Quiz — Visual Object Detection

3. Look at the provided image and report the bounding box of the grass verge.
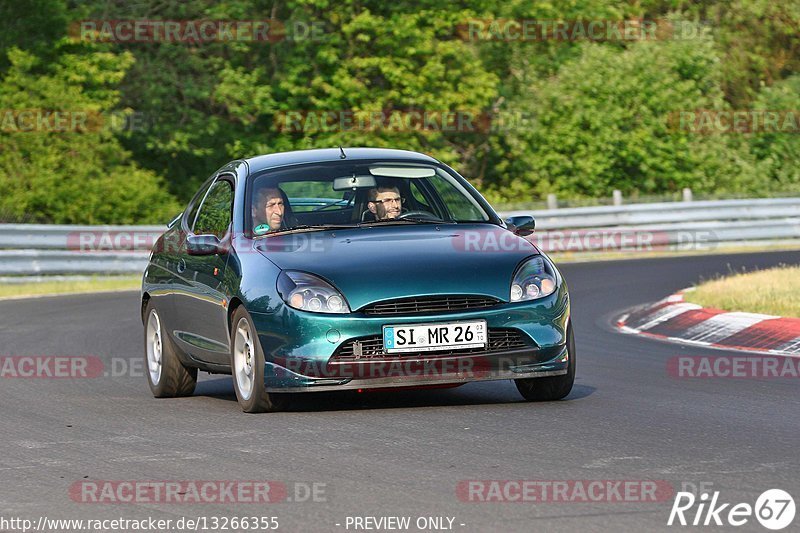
[683,265,800,318]
[0,276,140,299]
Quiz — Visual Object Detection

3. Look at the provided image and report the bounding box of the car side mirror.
[186,234,225,256]
[505,215,536,236]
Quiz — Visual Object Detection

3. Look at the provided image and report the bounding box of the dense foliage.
[0,0,797,222]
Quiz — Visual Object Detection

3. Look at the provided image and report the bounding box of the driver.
[367,185,403,220]
[254,187,288,234]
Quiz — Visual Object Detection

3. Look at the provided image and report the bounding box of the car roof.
[244,148,440,174]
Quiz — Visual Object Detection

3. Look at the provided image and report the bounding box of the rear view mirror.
[505,215,536,236]
[333,175,377,191]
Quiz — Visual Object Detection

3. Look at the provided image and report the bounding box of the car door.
[172,175,235,366]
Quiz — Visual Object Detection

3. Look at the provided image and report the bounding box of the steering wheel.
[396,210,443,222]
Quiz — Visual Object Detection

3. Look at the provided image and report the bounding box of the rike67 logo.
[668,489,795,530]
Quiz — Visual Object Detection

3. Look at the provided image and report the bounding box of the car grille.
[361,295,501,316]
[332,328,530,361]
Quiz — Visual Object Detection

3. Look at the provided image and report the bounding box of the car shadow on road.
[193,377,595,412]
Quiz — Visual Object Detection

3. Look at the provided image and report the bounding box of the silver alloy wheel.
[233,317,255,401]
[146,310,163,385]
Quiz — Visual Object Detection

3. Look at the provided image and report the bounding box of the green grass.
[0,276,140,299]
[683,265,800,318]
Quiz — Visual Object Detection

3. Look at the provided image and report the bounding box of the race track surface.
[1,250,798,532]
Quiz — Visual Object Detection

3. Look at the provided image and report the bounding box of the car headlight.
[277,271,351,314]
[510,255,558,302]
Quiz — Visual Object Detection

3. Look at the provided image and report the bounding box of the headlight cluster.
[510,255,558,302]
[277,271,351,314]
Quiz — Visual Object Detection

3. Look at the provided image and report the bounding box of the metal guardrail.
[501,198,800,230]
[0,224,158,276]
[0,198,798,276]
[500,198,800,254]
[0,224,163,250]
[0,250,150,276]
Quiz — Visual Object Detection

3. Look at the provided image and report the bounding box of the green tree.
[481,23,762,203]
[750,75,800,188]
[0,44,180,224]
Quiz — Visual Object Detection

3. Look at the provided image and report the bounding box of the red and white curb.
[616,290,800,357]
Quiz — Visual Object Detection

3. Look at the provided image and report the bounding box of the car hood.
[253,224,539,310]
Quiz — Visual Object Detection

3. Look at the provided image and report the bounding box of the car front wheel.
[230,306,288,413]
[515,322,575,401]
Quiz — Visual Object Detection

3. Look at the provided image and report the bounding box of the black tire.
[515,322,575,401]
[143,301,197,398]
[230,306,288,413]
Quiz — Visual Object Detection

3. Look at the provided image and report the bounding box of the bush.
[0,45,180,224]
[481,22,764,203]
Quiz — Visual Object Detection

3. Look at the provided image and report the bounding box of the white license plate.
[383,320,487,353]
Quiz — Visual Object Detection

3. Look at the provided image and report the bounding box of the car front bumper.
[249,286,570,392]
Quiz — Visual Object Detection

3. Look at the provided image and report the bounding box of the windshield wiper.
[359,218,451,227]
[259,224,357,236]
[402,217,453,224]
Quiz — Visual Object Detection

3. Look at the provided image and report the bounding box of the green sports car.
[141,148,574,412]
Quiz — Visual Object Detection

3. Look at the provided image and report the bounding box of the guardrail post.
[682,188,693,202]
[546,193,558,210]
[612,190,623,206]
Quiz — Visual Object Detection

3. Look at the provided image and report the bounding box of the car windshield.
[248,161,491,235]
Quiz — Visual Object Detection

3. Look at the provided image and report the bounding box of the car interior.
[251,175,448,229]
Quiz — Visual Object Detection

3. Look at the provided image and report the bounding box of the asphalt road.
[1,250,799,533]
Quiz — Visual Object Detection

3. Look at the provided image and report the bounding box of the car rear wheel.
[230,306,288,413]
[144,302,197,398]
[515,322,575,401]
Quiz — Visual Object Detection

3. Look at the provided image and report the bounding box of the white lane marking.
[639,330,800,358]
[682,312,778,343]
[635,303,701,331]
[774,336,800,355]
[667,336,710,346]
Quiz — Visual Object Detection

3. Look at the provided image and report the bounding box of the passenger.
[254,187,289,234]
[367,185,404,220]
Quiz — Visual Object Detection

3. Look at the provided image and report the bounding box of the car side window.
[185,179,214,231]
[193,179,233,237]
[428,176,486,221]
[409,181,433,212]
